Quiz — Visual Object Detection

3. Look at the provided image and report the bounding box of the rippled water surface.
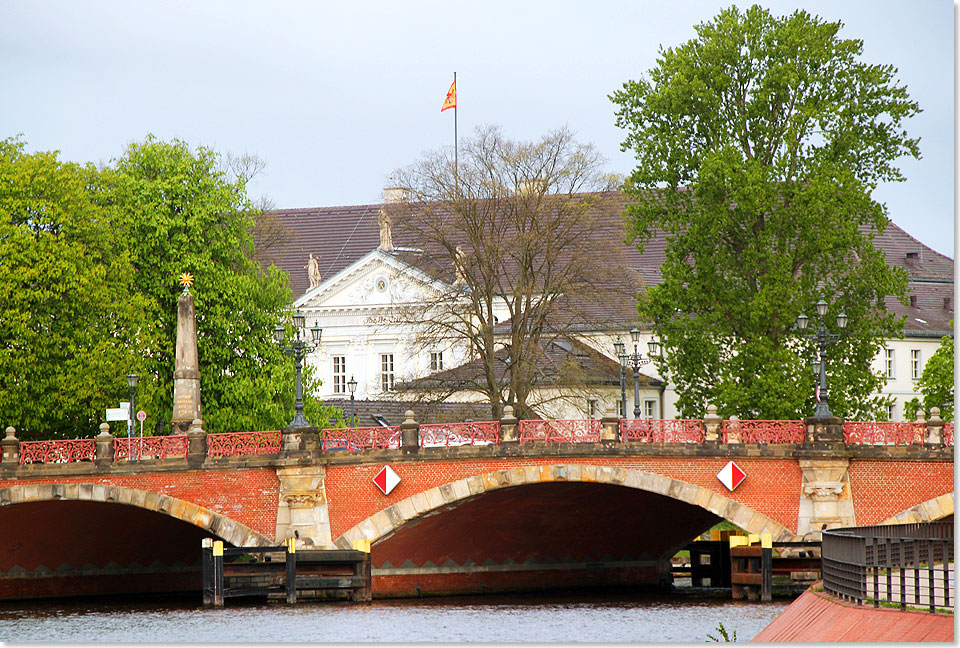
[0,590,790,643]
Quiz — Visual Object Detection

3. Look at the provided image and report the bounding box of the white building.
[265,191,953,422]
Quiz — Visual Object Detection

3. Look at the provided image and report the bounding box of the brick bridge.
[0,409,953,600]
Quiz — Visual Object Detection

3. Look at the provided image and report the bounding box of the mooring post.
[285,537,297,604]
[212,540,224,607]
[201,538,213,607]
[760,533,772,602]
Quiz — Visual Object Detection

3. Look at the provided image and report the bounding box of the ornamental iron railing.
[721,420,804,444]
[519,419,602,443]
[321,426,401,452]
[419,421,500,447]
[19,439,96,465]
[207,431,281,457]
[620,419,705,443]
[822,521,954,613]
[943,423,954,446]
[114,435,189,461]
[843,421,925,446]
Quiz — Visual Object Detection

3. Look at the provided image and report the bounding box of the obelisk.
[171,273,202,433]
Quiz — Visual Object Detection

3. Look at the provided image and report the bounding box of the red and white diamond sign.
[373,465,400,495]
[717,461,746,491]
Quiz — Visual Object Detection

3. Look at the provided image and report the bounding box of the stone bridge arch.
[333,463,796,549]
[880,493,955,526]
[0,483,272,548]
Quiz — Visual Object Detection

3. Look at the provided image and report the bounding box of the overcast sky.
[2,0,954,256]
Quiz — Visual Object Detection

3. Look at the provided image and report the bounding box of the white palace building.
[261,189,953,423]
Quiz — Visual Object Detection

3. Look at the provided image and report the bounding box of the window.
[644,399,657,419]
[587,398,598,419]
[616,399,624,418]
[887,403,897,422]
[884,349,895,380]
[430,351,443,372]
[381,353,395,391]
[910,349,922,380]
[332,356,346,394]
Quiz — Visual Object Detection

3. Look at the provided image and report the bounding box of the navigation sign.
[717,460,746,491]
[136,410,147,422]
[372,465,400,495]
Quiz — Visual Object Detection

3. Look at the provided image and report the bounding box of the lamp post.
[796,299,848,418]
[347,375,357,427]
[614,337,627,418]
[126,372,138,441]
[615,328,661,418]
[273,311,322,428]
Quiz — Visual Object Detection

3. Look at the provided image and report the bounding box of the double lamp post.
[796,299,848,419]
[614,328,660,419]
[273,311,322,428]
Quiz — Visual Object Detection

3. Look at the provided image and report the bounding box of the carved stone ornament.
[283,493,319,507]
[803,481,845,500]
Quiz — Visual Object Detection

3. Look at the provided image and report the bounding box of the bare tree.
[389,126,630,419]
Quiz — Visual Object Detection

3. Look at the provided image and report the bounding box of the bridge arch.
[333,463,796,549]
[0,483,272,548]
[880,493,955,526]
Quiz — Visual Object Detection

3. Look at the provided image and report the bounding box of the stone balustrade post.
[925,407,944,447]
[186,418,207,467]
[703,405,721,444]
[499,405,519,444]
[2,426,19,467]
[95,422,114,467]
[400,410,419,455]
[600,405,620,443]
[281,424,321,459]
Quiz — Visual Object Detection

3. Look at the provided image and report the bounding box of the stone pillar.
[703,405,721,443]
[171,287,203,434]
[275,466,333,549]
[925,407,944,446]
[400,410,419,455]
[600,405,620,443]
[1,427,19,467]
[186,418,207,467]
[725,415,741,444]
[797,458,855,539]
[499,405,519,443]
[95,423,114,467]
[803,415,845,445]
[281,425,321,459]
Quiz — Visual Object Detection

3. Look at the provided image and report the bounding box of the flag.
[441,79,457,112]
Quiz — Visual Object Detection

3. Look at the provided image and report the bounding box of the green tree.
[611,5,916,419]
[0,138,149,438]
[105,136,337,433]
[905,329,954,421]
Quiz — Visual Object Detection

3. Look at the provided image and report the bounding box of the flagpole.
[453,71,458,187]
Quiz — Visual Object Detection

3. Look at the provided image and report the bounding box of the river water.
[0,589,790,643]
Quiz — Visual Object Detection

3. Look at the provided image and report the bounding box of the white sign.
[106,402,130,421]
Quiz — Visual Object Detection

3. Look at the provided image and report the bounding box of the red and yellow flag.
[441,79,457,112]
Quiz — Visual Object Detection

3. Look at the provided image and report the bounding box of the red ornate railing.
[943,423,954,447]
[419,421,500,447]
[721,420,804,444]
[843,421,925,446]
[207,430,281,457]
[620,419,705,443]
[19,439,96,465]
[518,419,602,443]
[321,426,401,451]
[115,435,189,461]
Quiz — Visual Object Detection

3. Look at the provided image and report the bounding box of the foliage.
[706,622,737,642]
[390,126,625,419]
[904,327,954,421]
[0,138,150,438]
[0,135,338,438]
[611,5,916,419]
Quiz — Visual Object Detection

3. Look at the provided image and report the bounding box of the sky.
[1,0,955,257]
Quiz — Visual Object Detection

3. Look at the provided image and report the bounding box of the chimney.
[384,186,410,203]
[910,295,918,308]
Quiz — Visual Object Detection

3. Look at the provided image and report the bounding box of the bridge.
[0,408,953,600]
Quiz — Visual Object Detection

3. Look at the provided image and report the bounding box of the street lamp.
[347,375,357,427]
[796,299,848,418]
[614,337,627,418]
[126,372,138,441]
[274,311,322,427]
[615,328,661,418]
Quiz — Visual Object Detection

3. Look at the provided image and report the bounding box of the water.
[0,590,790,643]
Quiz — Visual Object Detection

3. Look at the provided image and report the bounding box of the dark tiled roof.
[260,192,953,336]
[323,399,494,426]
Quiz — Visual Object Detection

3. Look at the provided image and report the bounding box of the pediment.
[293,250,447,311]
